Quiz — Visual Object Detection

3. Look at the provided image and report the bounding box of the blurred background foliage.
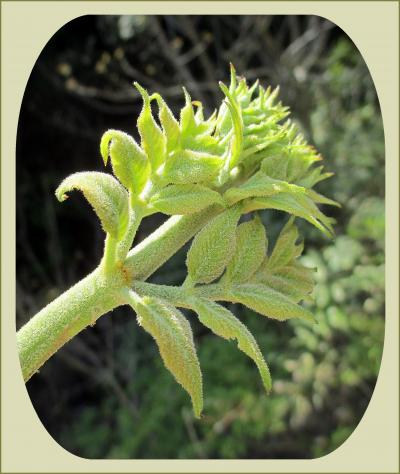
[17,15,384,459]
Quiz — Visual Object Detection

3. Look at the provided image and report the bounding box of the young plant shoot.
[17,66,338,418]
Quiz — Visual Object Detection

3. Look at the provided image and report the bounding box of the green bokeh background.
[16,15,384,459]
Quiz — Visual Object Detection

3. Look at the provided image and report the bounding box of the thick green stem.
[116,206,143,261]
[17,267,125,382]
[125,205,220,281]
[17,204,224,381]
[131,281,192,308]
[132,281,228,308]
[102,235,118,274]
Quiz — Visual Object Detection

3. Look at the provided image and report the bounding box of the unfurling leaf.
[149,184,225,215]
[55,171,129,239]
[135,83,166,172]
[192,298,271,392]
[100,130,149,193]
[163,149,223,184]
[230,283,315,322]
[134,296,203,418]
[187,206,241,284]
[223,215,267,283]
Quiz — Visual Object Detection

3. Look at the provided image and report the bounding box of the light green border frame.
[1,1,399,473]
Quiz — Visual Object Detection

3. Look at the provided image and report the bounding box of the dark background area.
[17,15,385,459]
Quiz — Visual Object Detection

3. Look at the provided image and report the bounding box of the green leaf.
[248,192,335,237]
[149,184,225,215]
[100,129,150,193]
[255,263,315,303]
[296,166,334,188]
[55,171,129,239]
[219,81,243,168]
[134,296,203,418]
[251,219,315,303]
[306,188,340,208]
[180,88,197,140]
[261,154,290,181]
[163,149,223,184]
[285,145,321,182]
[192,298,271,392]
[224,171,294,205]
[266,217,301,270]
[135,83,167,172]
[187,206,241,284]
[223,215,267,283]
[152,93,181,153]
[230,283,315,322]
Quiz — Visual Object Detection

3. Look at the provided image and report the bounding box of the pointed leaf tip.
[193,298,272,393]
[133,296,203,418]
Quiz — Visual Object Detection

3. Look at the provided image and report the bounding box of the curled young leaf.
[100,129,149,193]
[223,215,267,284]
[230,283,315,322]
[149,184,225,215]
[187,206,241,284]
[55,171,129,239]
[135,83,167,172]
[133,295,203,418]
[192,298,271,393]
[163,149,223,184]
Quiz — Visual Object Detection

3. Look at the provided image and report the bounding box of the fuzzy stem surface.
[17,268,124,381]
[17,204,223,381]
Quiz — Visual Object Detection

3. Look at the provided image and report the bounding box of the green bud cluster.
[50,65,339,417]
